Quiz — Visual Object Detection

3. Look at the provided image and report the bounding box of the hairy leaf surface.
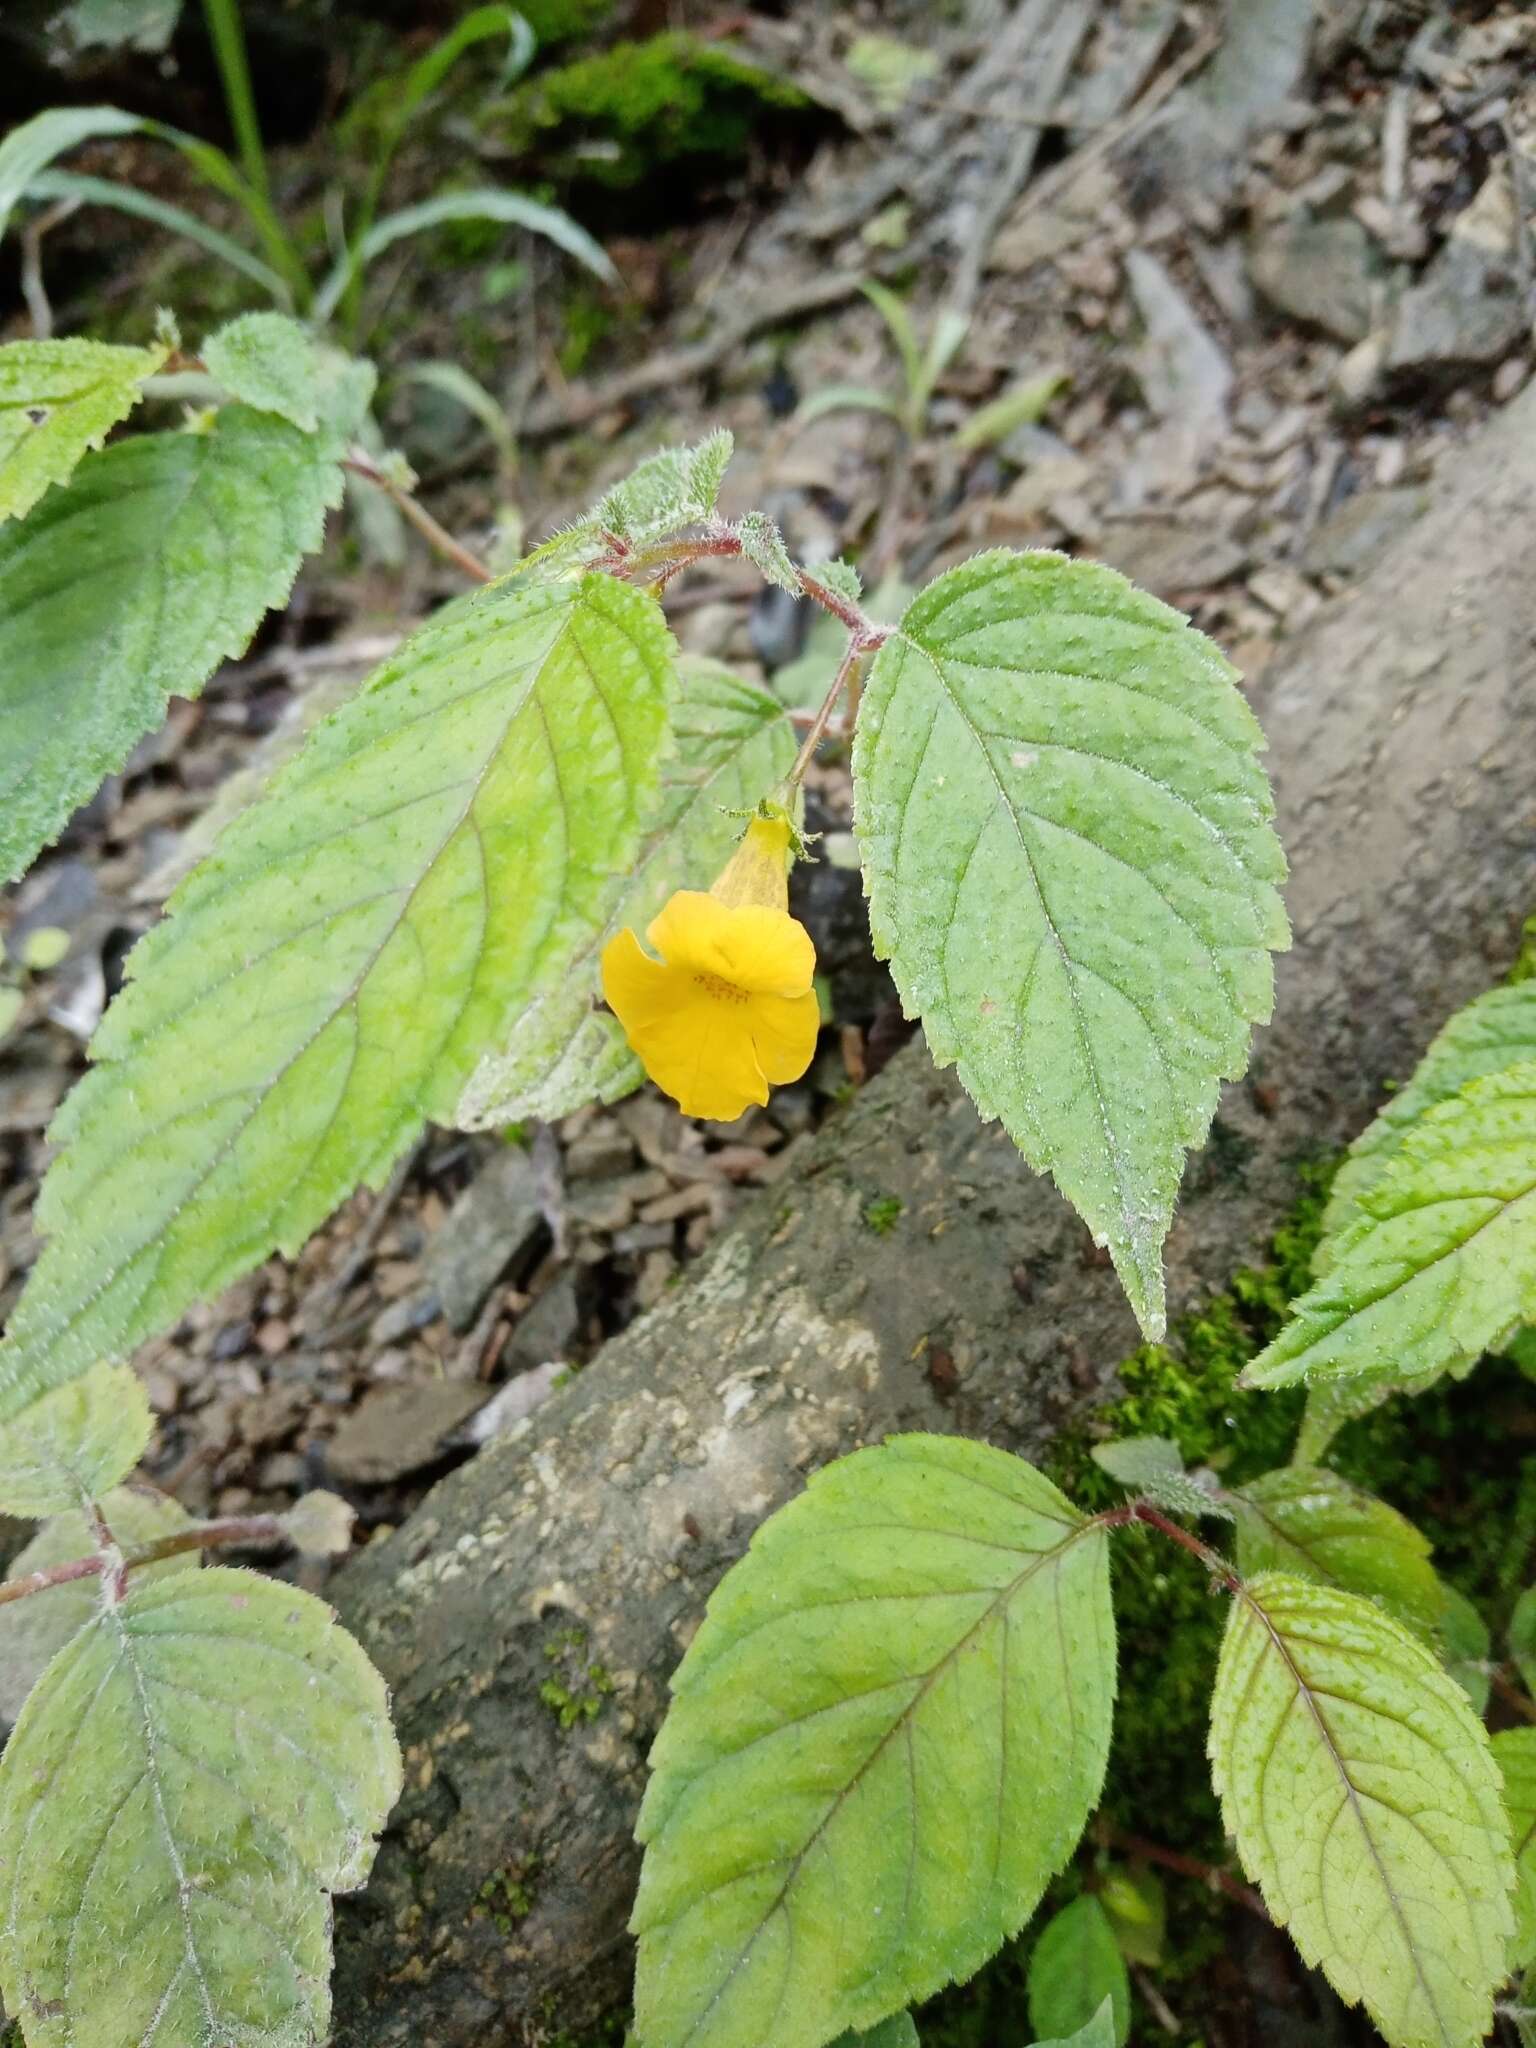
[0,405,342,883]
[459,655,794,1126]
[1244,1061,1536,1394]
[0,1361,149,1515]
[1497,1726,1536,1969]
[0,336,166,521]
[203,311,321,430]
[0,574,674,1421]
[1088,1435,1231,1521]
[0,1484,196,1723]
[1320,982,1536,1259]
[0,1568,401,2047]
[1026,1896,1129,2047]
[1209,1572,1513,2048]
[1230,1467,1443,1640]
[633,1434,1115,2048]
[853,551,1287,1337]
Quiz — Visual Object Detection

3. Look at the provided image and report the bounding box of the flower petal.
[748,989,821,1085]
[648,892,814,998]
[601,928,769,1122]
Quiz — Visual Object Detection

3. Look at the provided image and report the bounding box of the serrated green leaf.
[632,1434,1116,2048]
[0,1566,401,2047]
[0,105,144,243]
[1208,1571,1514,2048]
[686,430,734,516]
[735,510,801,596]
[1030,1997,1117,2048]
[203,311,321,430]
[1297,984,1536,1457]
[1091,1435,1185,1486]
[853,550,1287,1338]
[1229,1467,1443,1640]
[1244,1060,1536,1395]
[1321,983,1536,1262]
[828,2016,919,2048]
[1498,1727,1536,1968]
[0,1484,196,1723]
[0,574,675,1424]
[818,558,863,605]
[1439,1583,1492,1714]
[0,405,342,885]
[0,336,167,522]
[0,1361,150,1516]
[1089,1435,1230,1520]
[1511,1587,1536,1698]
[591,432,734,547]
[459,655,794,1126]
[1026,1897,1130,2048]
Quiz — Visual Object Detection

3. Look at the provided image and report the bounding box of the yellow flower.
[601,812,820,1122]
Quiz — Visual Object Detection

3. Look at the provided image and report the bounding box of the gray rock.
[1125,0,1317,210]
[1249,215,1383,343]
[423,1144,545,1331]
[1091,518,1248,596]
[1304,487,1429,579]
[326,1380,489,1487]
[564,1124,635,1181]
[367,1288,442,1348]
[1387,236,1526,378]
[505,1270,580,1374]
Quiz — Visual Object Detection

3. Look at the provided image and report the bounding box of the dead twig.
[943,0,1098,321]
[990,22,1221,248]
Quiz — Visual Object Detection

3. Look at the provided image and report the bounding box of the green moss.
[475,1857,540,1934]
[489,33,812,192]
[539,1625,616,1729]
[863,1194,904,1236]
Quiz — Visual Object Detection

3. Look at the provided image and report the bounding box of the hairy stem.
[0,1551,103,1610]
[600,525,890,645]
[785,636,866,788]
[343,453,494,584]
[1097,1499,1243,1591]
[0,1512,289,1609]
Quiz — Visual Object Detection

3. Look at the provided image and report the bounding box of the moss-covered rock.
[484,32,814,194]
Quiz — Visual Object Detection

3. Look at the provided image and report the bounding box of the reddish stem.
[1096,1500,1242,1590]
[0,1512,288,1610]
[0,1552,104,1610]
[1096,1822,1269,1921]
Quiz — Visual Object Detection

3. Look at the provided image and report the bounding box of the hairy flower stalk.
[600,808,820,1121]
